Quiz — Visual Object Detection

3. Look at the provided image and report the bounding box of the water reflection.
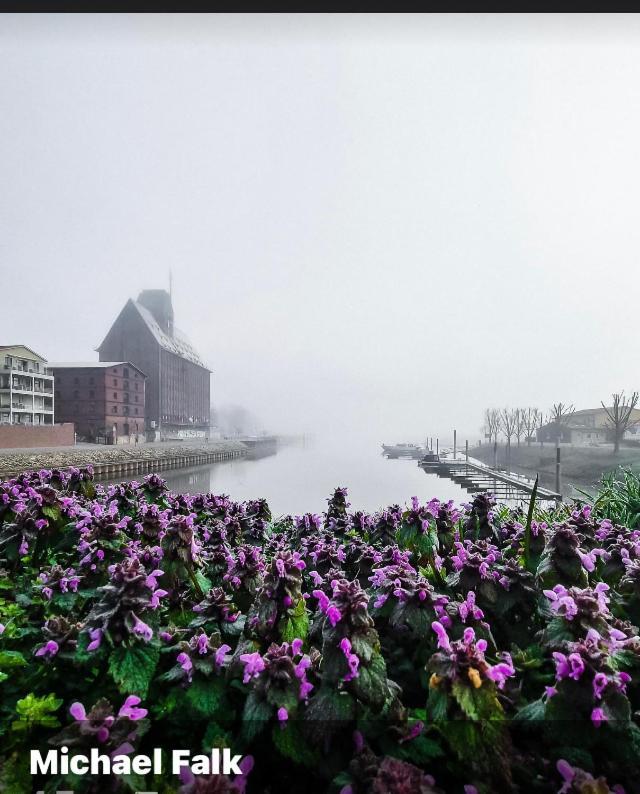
[148,438,471,516]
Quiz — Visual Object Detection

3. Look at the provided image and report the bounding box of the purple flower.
[591,706,607,727]
[240,651,265,684]
[215,643,231,668]
[132,615,153,643]
[87,628,102,652]
[118,695,148,721]
[593,672,608,700]
[431,620,451,651]
[557,759,575,794]
[487,653,515,690]
[177,652,193,680]
[196,634,209,655]
[326,605,342,626]
[70,702,86,721]
[277,707,288,723]
[0,623,5,635]
[35,640,59,659]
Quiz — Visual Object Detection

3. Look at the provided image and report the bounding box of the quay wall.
[0,440,248,480]
[0,423,75,450]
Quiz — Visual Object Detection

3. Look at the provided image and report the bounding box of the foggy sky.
[2,14,640,443]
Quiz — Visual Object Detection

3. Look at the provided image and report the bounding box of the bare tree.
[514,408,527,446]
[522,407,541,445]
[602,392,640,454]
[499,408,519,470]
[484,408,501,444]
[547,403,575,445]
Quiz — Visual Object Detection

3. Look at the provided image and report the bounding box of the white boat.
[382,442,428,459]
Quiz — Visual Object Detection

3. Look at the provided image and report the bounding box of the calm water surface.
[155,438,469,517]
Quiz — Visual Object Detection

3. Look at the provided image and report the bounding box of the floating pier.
[420,454,562,503]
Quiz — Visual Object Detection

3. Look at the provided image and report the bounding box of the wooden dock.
[420,455,562,503]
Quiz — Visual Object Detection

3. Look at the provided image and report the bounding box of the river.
[151,437,469,517]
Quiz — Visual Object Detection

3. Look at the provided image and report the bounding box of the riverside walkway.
[0,439,248,480]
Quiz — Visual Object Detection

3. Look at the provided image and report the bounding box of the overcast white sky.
[2,14,640,442]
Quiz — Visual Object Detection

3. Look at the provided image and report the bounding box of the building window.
[89,402,96,413]
[124,406,129,415]
[113,405,118,413]
[123,368,129,377]
[74,377,79,385]
[134,407,138,414]
[113,378,118,386]
[124,380,129,390]
[135,395,139,403]
[112,368,117,373]
[89,376,94,385]
[124,393,129,403]
[89,390,94,398]
[113,392,117,399]
[135,382,139,390]
[73,390,79,399]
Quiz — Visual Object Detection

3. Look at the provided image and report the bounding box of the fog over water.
[3,15,640,447]
[155,438,469,516]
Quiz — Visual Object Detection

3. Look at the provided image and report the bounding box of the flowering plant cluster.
[0,469,639,793]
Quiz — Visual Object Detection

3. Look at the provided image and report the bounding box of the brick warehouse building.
[50,362,146,443]
[96,290,211,440]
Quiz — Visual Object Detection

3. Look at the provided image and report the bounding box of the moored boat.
[382,442,427,459]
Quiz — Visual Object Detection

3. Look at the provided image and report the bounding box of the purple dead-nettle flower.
[544,585,579,620]
[132,614,153,643]
[486,652,515,690]
[240,651,266,684]
[215,643,232,668]
[118,695,148,721]
[591,706,607,728]
[553,651,585,682]
[87,628,102,652]
[35,639,59,659]
[277,707,288,723]
[339,637,360,681]
[432,621,452,651]
[458,591,484,623]
[177,652,193,682]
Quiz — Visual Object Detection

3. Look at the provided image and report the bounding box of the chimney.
[137,289,174,336]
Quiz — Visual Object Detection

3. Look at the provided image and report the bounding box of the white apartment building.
[0,345,55,426]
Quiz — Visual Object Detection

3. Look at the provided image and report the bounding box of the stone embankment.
[0,440,247,480]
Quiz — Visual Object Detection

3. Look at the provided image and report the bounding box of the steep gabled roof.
[131,301,210,371]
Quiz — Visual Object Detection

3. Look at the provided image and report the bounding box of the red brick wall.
[0,423,75,449]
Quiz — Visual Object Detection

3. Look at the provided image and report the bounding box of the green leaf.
[280,598,309,643]
[185,677,223,717]
[350,652,389,709]
[514,698,545,723]
[42,504,61,522]
[0,651,27,669]
[108,643,159,697]
[452,680,479,720]
[427,686,449,722]
[272,722,321,767]
[241,693,271,742]
[12,692,62,731]
[523,476,538,571]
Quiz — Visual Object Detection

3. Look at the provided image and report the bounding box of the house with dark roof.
[96,290,211,440]
[49,361,146,443]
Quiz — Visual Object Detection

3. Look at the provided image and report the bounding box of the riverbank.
[0,439,248,479]
[470,442,640,495]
